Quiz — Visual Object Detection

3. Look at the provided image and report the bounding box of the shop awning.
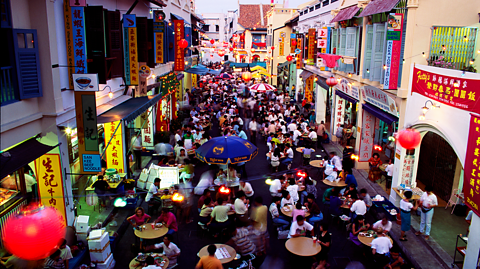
[336,90,358,104]
[0,137,58,179]
[177,73,184,80]
[358,0,400,17]
[171,13,186,22]
[299,70,314,80]
[145,0,167,8]
[97,94,162,124]
[362,103,398,125]
[316,77,330,90]
[330,5,360,23]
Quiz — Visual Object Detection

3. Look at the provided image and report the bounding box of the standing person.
[316,223,331,263]
[249,118,258,145]
[416,185,438,239]
[368,153,383,182]
[145,178,162,215]
[153,234,181,268]
[251,196,268,233]
[195,244,223,269]
[93,175,110,208]
[384,159,394,189]
[371,228,393,268]
[400,191,418,241]
[58,239,73,269]
[316,121,325,145]
[271,148,281,172]
[131,131,143,170]
[270,197,290,230]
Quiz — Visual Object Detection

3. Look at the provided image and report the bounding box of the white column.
[315,85,326,124]
[464,213,480,268]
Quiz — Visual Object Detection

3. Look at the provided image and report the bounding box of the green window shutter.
[345,27,357,73]
[370,23,386,82]
[13,29,42,99]
[363,24,373,80]
[339,28,346,72]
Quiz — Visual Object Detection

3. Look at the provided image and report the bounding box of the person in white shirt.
[249,118,258,145]
[131,132,143,170]
[416,185,438,238]
[234,191,250,224]
[371,228,393,266]
[175,130,182,142]
[293,128,303,146]
[286,179,299,202]
[385,159,394,189]
[350,198,367,219]
[287,122,297,133]
[59,239,73,269]
[373,215,393,233]
[269,176,285,197]
[152,234,180,268]
[270,197,289,230]
[239,181,254,197]
[288,215,314,238]
[281,191,294,208]
[24,172,37,203]
[308,129,317,140]
[399,191,418,241]
[145,178,162,214]
[281,144,294,169]
[329,152,343,171]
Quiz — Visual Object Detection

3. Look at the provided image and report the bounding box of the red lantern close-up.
[2,204,66,260]
[178,39,188,49]
[242,71,252,82]
[326,76,338,87]
[251,48,256,53]
[396,128,421,149]
[229,47,234,52]
[286,55,293,61]
[291,39,297,46]
[209,39,215,44]
[271,46,275,50]
[217,49,225,57]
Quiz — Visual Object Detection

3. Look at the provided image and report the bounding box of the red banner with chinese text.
[174,20,185,71]
[464,114,480,217]
[412,66,480,114]
[104,121,126,173]
[156,101,168,132]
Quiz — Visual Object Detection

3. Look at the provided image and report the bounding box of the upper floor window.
[309,7,314,12]
[0,0,12,28]
[216,25,219,32]
[322,0,329,6]
[315,4,321,9]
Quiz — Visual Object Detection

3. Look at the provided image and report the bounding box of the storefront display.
[0,173,21,207]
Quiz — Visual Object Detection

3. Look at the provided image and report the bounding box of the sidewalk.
[322,142,452,269]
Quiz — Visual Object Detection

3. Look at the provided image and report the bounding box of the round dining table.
[285,237,322,256]
[134,223,168,249]
[281,205,311,218]
[358,232,393,246]
[198,244,236,264]
[309,160,325,168]
[129,254,169,269]
[322,179,347,187]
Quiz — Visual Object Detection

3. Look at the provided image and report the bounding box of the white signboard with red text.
[141,108,154,147]
[333,96,345,135]
[359,110,374,161]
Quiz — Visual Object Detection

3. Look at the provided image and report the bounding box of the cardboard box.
[76,227,91,245]
[75,215,90,233]
[88,230,109,251]
[97,253,115,269]
[89,247,111,264]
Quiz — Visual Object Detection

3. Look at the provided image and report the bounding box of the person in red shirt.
[127,207,151,227]
[198,189,211,213]
[156,208,178,234]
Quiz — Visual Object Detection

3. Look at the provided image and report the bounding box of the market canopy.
[228,62,267,68]
[251,66,267,72]
[185,65,220,76]
[299,70,314,80]
[330,5,360,23]
[0,137,58,179]
[97,95,163,124]
[358,0,400,17]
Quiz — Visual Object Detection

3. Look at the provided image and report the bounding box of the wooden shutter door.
[85,6,106,83]
[338,28,346,72]
[370,23,386,82]
[106,10,123,79]
[363,25,373,80]
[345,27,357,73]
[13,29,42,99]
[137,17,148,64]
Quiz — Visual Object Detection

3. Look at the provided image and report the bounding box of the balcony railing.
[428,26,478,72]
[1,66,18,105]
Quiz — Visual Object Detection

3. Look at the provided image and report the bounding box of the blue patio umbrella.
[195,136,258,165]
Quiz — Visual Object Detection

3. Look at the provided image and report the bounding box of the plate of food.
[364,233,373,238]
[283,206,290,212]
[359,232,367,237]
[136,253,147,262]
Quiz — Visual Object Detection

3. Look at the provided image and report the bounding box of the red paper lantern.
[396,128,421,149]
[210,39,215,44]
[251,48,256,53]
[286,55,293,61]
[271,46,275,50]
[229,47,234,52]
[2,204,66,260]
[326,76,338,87]
[242,71,252,82]
[179,39,188,49]
[291,39,297,46]
[217,49,225,56]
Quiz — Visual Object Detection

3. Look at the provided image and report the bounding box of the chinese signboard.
[72,73,99,91]
[71,6,87,74]
[156,99,169,132]
[412,66,480,114]
[174,20,185,71]
[359,110,374,162]
[307,29,316,61]
[335,78,360,100]
[290,33,296,53]
[82,154,101,172]
[317,27,328,53]
[104,121,126,173]
[279,32,285,56]
[296,37,303,69]
[401,155,415,187]
[464,114,480,217]
[153,11,165,64]
[123,14,138,85]
[305,76,314,102]
[383,13,404,90]
[361,86,398,116]
[64,1,74,89]
[74,91,100,174]
[136,63,148,97]
[141,108,154,147]
[333,96,345,136]
[36,154,67,225]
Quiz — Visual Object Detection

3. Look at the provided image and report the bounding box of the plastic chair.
[446,189,463,214]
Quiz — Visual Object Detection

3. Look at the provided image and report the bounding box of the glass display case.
[0,171,22,209]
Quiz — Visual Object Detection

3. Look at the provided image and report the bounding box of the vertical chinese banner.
[279,32,285,56]
[64,1,74,88]
[174,20,185,71]
[172,93,178,120]
[359,110,374,161]
[141,108,154,147]
[136,63,148,97]
[296,37,303,69]
[290,33,296,53]
[71,6,87,74]
[104,121,126,173]
[156,101,168,132]
[123,14,137,85]
[305,76,314,102]
[36,154,67,226]
[401,155,415,187]
[192,74,197,88]
[383,13,404,90]
[307,29,316,63]
[464,114,480,217]
[75,91,100,174]
[333,95,345,138]
[153,11,165,64]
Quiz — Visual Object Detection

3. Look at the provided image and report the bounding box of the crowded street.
[1,0,480,269]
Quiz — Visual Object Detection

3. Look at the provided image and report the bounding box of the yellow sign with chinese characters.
[104,121,126,173]
[36,154,67,225]
[129,28,139,85]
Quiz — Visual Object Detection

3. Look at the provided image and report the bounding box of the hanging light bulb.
[470,59,475,65]
[383,65,388,70]
[442,45,446,51]
[419,114,425,120]
[348,73,352,78]
[65,128,72,135]
[108,91,113,98]
[422,52,426,57]
[464,35,468,41]
[366,69,370,73]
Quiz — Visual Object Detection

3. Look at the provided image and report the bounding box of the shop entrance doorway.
[417,131,457,203]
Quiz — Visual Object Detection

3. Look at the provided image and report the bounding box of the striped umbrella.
[249,83,276,93]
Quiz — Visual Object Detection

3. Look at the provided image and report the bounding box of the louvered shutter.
[137,17,148,65]
[166,24,175,62]
[106,10,123,78]
[85,6,106,83]
[13,29,42,99]
[363,25,373,80]
[345,27,357,73]
[370,23,386,82]
[331,29,338,55]
[338,28,346,72]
